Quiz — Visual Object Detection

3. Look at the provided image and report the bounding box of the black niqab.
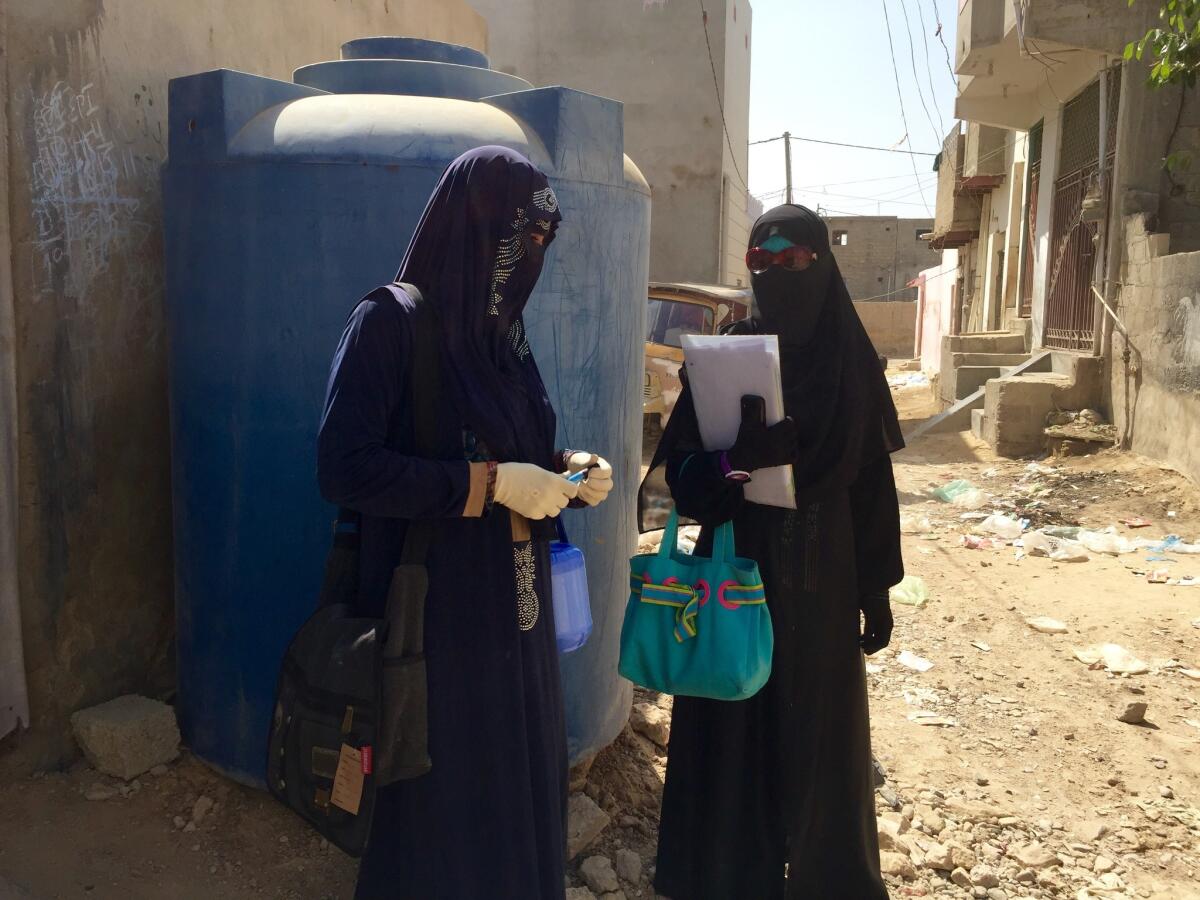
[397,145,563,469]
[735,204,904,500]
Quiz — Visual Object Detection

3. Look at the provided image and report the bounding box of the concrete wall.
[1025,0,1156,57]
[1,0,486,768]
[1110,218,1200,481]
[470,0,752,286]
[1104,73,1200,481]
[917,249,960,374]
[825,216,938,302]
[854,300,917,360]
[718,0,753,287]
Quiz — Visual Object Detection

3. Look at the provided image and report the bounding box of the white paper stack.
[680,334,796,509]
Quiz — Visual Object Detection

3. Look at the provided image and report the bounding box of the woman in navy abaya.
[317,146,614,900]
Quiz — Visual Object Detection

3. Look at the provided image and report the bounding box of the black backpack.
[266,282,438,856]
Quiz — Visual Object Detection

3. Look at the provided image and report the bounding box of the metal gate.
[1019,122,1042,318]
[1042,73,1119,351]
[1043,165,1099,349]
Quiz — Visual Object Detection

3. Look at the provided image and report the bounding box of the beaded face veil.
[489,183,560,360]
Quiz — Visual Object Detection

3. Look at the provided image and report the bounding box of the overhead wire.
[695,0,748,192]
[748,134,937,155]
[914,0,945,135]
[897,0,944,147]
[929,0,958,88]
[880,0,932,215]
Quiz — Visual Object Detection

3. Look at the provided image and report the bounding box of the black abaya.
[647,205,904,899]
[653,390,901,899]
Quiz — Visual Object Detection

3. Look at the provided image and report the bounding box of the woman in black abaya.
[644,204,904,899]
[318,147,613,899]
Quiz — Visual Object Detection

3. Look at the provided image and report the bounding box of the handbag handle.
[555,515,569,545]
[657,508,682,559]
[657,508,736,563]
[712,521,735,563]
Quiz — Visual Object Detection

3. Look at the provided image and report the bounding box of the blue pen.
[566,464,598,484]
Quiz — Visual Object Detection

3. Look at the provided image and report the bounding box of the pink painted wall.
[916,249,959,374]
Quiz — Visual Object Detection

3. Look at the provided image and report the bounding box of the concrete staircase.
[939,333,1031,404]
[971,353,1103,456]
[908,331,1104,457]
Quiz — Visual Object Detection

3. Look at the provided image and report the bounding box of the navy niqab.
[397,146,563,468]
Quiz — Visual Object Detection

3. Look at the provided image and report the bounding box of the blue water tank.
[163,38,648,785]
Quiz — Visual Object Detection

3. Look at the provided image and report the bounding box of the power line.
[898,0,944,147]
[749,134,938,156]
[881,0,932,215]
[696,0,748,192]
[856,261,960,302]
[929,0,958,88]
[914,0,944,135]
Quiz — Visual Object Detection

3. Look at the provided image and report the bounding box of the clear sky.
[747,0,960,219]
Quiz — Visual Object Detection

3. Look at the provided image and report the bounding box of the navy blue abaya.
[317,148,569,900]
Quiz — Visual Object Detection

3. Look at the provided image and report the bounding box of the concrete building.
[470,0,753,287]
[0,0,487,771]
[824,215,939,303]
[915,0,1200,480]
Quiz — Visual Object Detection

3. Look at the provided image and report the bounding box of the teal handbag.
[619,509,773,700]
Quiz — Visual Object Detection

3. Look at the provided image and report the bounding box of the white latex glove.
[565,451,614,508]
[494,462,579,520]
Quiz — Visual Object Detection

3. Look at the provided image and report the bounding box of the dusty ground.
[2,376,1198,899]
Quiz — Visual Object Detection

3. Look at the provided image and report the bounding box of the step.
[948,352,1032,368]
[907,350,1053,442]
[971,407,986,441]
[955,366,1004,400]
[945,332,1027,355]
[983,373,1074,456]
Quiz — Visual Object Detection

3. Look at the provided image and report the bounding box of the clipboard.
[680,334,797,509]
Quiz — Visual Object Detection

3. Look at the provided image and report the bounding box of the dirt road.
[1,379,1197,899]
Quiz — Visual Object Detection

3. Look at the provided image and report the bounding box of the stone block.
[70,695,180,781]
[567,792,611,859]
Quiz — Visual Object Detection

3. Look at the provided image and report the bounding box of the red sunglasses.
[745,245,818,274]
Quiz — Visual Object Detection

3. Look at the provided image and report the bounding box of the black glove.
[726,395,798,473]
[860,591,893,655]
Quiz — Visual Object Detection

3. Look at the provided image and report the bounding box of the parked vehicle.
[644,282,752,428]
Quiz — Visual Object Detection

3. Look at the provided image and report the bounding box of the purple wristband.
[719,450,751,483]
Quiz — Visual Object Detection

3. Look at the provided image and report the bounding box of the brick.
[71,695,180,780]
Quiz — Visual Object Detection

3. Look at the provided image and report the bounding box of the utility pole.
[783,131,793,205]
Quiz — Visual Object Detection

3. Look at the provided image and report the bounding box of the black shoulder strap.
[388,282,438,566]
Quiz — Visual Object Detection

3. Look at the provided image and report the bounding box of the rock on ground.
[579,856,620,894]
[614,847,642,884]
[565,889,596,900]
[567,794,611,860]
[879,851,917,879]
[1117,701,1148,724]
[629,702,670,748]
[70,695,180,781]
[1011,842,1061,869]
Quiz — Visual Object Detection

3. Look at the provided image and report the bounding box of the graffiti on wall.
[26,79,154,300]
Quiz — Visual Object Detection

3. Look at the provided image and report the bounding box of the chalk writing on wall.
[27,80,152,299]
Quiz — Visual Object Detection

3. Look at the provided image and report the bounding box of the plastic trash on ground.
[1023,530,1089,562]
[1074,643,1150,675]
[897,650,934,672]
[1042,525,1082,539]
[1026,616,1069,634]
[977,514,1026,541]
[899,513,934,535]
[1077,529,1138,555]
[889,575,930,608]
[962,535,995,550]
[931,479,974,502]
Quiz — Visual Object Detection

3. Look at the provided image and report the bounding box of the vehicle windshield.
[646,298,714,348]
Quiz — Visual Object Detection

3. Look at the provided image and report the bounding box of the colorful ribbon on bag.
[631,575,766,643]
